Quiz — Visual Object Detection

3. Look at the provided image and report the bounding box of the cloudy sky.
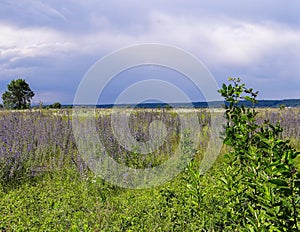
[0,0,300,104]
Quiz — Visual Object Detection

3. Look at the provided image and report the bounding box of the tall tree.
[2,79,35,109]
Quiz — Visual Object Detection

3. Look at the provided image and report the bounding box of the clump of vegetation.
[47,102,62,109]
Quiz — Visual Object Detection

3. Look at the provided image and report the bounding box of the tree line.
[1,79,61,109]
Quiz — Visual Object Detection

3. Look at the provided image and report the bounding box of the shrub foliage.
[217,78,300,231]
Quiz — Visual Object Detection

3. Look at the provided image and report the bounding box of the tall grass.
[0,106,299,230]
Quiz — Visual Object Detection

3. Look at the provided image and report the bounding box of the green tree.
[2,79,35,109]
[51,102,61,109]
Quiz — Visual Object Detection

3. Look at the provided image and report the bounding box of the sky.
[0,0,300,105]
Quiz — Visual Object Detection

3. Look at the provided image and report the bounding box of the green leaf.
[222,83,227,90]
[268,179,288,187]
[243,96,252,101]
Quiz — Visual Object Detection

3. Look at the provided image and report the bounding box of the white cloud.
[142,12,300,66]
[2,11,300,69]
[0,24,74,61]
[0,3,300,102]
[0,0,66,25]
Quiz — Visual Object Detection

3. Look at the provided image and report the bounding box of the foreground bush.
[216,78,300,231]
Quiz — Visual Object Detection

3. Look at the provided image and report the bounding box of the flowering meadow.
[0,106,299,231]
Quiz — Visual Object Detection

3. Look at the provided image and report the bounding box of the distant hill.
[63,99,300,109]
[233,99,300,108]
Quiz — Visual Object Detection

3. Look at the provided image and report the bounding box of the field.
[0,107,299,231]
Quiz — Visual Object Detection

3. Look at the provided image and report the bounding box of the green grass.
[1,148,299,231]
[0,167,201,231]
[0,145,232,231]
[0,107,299,231]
